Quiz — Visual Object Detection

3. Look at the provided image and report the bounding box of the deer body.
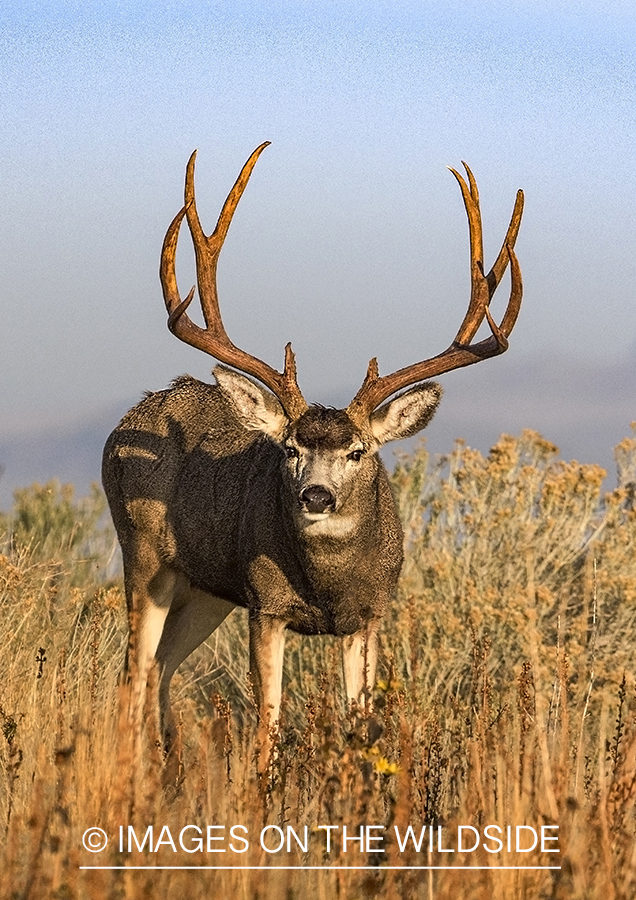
[105,374,410,633]
[102,143,524,770]
[104,369,439,753]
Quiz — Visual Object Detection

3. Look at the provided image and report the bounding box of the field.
[1,428,636,899]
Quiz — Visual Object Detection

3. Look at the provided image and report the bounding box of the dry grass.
[1,429,636,899]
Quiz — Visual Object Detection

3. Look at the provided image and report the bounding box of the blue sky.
[1,1,635,487]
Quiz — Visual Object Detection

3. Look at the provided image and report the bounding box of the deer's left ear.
[369,382,442,445]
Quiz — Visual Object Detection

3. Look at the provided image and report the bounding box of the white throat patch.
[301,513,356,537]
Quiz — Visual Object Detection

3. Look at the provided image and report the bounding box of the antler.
[347,163,524,423]
[160,143,308,420]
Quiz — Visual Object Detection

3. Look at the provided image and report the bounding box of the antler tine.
[447,162,489,347]
[498,241,523,339]
[184,143,268,334]
[450,166,524,344]
[487,188,524,296]
[159,144,308,420]
[161,203,200,336]
[347,166,524,423]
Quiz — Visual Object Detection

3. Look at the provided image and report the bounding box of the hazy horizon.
[1,1,635,495]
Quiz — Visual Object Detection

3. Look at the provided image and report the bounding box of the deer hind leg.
[122,547,176,742]
[248,614,287,774]
[155,584,236,755]
[342,619,380,711]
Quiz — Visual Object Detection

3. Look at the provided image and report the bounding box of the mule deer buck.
[102,143,523,769]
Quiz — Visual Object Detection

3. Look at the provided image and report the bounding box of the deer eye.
[348,449,364,462]
[285,446,299,459]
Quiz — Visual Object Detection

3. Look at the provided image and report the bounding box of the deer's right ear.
[369,382,442,445]
[213,366,289,441]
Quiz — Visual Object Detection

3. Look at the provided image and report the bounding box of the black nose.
[300,485,335,514]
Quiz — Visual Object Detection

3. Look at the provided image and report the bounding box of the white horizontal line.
[80,865,561,871]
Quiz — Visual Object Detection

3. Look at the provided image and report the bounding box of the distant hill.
[0,401,134,506]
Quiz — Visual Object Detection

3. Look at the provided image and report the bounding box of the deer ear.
[369,382,442,445]
[214,366,289,440]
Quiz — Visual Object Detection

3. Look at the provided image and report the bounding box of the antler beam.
[347,163,524,422]
[160,143,308,420]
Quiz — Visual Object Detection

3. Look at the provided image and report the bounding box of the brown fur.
[294,407,357,450]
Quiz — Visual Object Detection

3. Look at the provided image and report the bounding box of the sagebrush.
[1,429,636,899]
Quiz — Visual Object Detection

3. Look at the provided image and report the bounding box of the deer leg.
[248,614,287,773]
[155,585,235,754]
[342,619,379,711]
[123,550,176,740]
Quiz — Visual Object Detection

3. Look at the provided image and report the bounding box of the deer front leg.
[342,619,379,711]
[156,583,236,756]
[248,613,287,774]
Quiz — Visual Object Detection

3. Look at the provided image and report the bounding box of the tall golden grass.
[1,429,636,898]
